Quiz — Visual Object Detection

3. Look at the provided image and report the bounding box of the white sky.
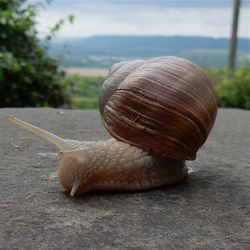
[34,0,250,38]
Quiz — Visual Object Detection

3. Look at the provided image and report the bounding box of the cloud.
[35,1,250,38]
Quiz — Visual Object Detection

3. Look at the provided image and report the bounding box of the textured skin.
[58,139,187,196]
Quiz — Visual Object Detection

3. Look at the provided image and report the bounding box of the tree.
[228,0,241,75]
[0,0,70,107]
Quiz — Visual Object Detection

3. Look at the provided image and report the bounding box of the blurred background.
[0,0,249,109]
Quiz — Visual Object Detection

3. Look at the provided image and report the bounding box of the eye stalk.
[8,115,72,150]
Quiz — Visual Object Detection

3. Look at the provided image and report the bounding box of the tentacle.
[8,115,72,150]
[70,180,80,197]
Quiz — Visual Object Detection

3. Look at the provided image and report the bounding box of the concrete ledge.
[0,108,249,249]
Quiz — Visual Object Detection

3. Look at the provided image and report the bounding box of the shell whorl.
[99,56,217,160]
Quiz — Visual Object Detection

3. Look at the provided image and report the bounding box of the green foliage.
[72,97,99,109]
[216,68,250,109]
[46,15,75,41]
[205,68,227,86]
[63,74,104,109]
[0,0,70,107]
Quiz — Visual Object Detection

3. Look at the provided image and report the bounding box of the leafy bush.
[72,97,99,109]
[205,68,226,86]
[63,74,104,109]
[0,0,70,107]
[216,67,250,109]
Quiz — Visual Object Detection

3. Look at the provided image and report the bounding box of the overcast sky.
[33,0,250,38]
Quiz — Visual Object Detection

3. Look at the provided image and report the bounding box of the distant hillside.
[49,35,250,68]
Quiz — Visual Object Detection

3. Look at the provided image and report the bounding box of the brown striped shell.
[99,56,217,160]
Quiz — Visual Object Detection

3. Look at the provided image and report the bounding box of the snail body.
[9,56,217,196]
[58,139,187,196]
[8,116,186,196]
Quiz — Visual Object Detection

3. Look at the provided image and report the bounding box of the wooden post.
[228,0,241,75]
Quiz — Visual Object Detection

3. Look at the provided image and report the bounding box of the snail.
[8,56,217,197]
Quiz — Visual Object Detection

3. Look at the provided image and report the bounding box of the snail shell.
[100,56,217,160]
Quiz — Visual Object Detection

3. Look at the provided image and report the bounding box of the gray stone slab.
[0,108,249,250]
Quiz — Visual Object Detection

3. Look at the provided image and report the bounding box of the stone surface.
[0,108,249,250]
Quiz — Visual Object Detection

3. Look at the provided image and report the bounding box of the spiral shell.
[99,56,217,160]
